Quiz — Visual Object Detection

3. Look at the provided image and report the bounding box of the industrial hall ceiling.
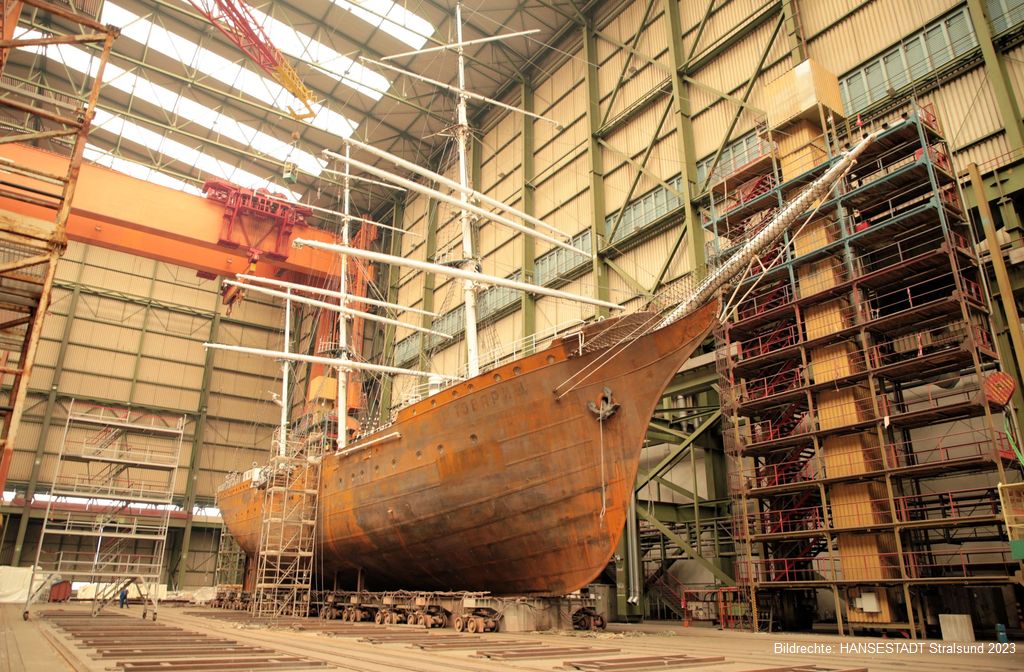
[2,0,593,224]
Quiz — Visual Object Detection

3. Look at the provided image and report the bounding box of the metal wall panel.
[953,132,1011,173]
[597,6,669,122]
[535,153,590,225]
[1007,43,1024,112]
[806,0,959,75]
[798,0,861,37]
[534,277,594,333]
[927,66,1002,149]
[681,0,770,53]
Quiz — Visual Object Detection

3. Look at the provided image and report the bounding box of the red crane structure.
[185,0,317,119]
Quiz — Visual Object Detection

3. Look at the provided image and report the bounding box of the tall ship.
[214,147,878,597]
[212,1,878,606]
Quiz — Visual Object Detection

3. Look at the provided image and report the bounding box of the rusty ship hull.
[217,301,718,595]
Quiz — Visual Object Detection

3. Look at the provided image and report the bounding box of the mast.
[336,145,352,451]
[454,1,480,377]
[278,289,291,457]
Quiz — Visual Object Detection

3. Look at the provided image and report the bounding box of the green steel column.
[377,199,406,423]
[583,21,611,314]
[10,250,87,565]
[173,295,222,588]
[967,0,1024,159]
[127,263,158,403]
[418,199,439,371]
[970,163,1024,437]
[662,0,704,272]
[521,79,537,348]
[1000,191,1024,240]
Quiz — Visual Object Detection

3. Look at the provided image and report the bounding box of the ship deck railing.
[391,318,588,412]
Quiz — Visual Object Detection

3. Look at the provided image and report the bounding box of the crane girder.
[0,143,341,283]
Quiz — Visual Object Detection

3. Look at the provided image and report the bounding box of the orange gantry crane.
[0,143,340,284]
[0,142,378,491]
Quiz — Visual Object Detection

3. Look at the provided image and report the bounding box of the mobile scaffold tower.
[23,402,184,620]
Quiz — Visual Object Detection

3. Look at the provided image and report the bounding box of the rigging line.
[459,3,591,70]
[721,165,856,321]
[553,303,672,399]
[599,415,607,520]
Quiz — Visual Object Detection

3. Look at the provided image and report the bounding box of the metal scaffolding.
[250,422,325,618]
[213,523,246,587]
[23,401,184,620]
[713,102,1022,636]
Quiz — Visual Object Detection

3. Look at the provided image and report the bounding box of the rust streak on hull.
[218,301,719,595]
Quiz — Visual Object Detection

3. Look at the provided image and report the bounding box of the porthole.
[546,355,556,365]
[493,373,502,382]
[416,450,422,459]
[452,389,460,398]
[467,383,475,391]
[513,366,522,375]
[470,434,479,445]
[430,399,436,407]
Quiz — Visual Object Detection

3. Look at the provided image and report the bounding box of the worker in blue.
[119,587,128,609]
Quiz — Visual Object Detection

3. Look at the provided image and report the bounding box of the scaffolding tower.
[23,402,185,620]
[712,102,1023,636]
[214,522,247,587]
[250,421,325,618]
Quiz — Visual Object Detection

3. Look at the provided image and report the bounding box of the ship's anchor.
[588,387,620,421]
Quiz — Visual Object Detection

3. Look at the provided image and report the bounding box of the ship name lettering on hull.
[455,381,528,417]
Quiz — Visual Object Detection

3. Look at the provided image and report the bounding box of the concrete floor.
[4,603,1022,672]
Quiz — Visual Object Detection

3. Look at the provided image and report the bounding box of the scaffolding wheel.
[22,611,28,621]
[467,617,478,634]
[454,616,465,632]
[152,613,157,622]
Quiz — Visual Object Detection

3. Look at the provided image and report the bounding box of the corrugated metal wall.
[9,241,283,502]
[393,0,1018,390]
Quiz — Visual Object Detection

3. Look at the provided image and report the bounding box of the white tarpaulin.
[0,566,45,603]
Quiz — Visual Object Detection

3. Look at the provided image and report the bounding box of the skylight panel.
[17,28,325,176]
[100,3,357,137]
[84,145,204,195]
[333,0,435,50]
[92,109,302,200]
